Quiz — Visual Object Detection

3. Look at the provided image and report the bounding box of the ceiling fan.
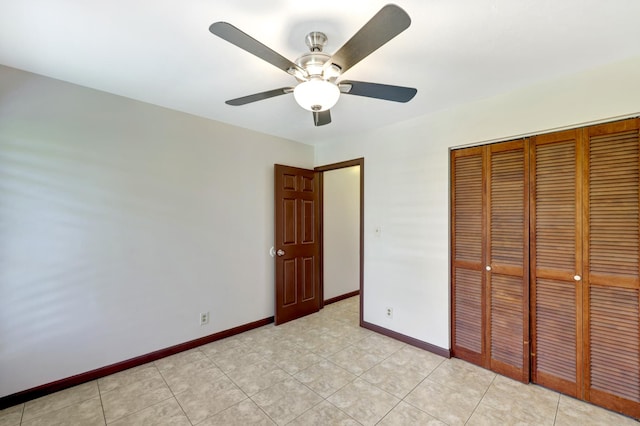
[209,4,417,126]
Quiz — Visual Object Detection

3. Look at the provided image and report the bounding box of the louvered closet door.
[452,141,529,381]
[530,129,583,398]
[584,119,640,418]
[451,147,485,365]
[487,140,529,382]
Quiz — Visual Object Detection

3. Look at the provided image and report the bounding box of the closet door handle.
[485,266,492,271]
[573,275,581,281]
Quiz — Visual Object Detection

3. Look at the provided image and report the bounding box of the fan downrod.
[305,32,328,52]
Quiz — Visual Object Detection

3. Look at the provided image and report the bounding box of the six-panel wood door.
[274,164,321,325]
[451,139,530,382]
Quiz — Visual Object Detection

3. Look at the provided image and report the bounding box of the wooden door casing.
[274,164,320,325]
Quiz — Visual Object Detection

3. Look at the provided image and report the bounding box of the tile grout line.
[395,355,447,418]
[16,382,101,426]
[552,392,561,425]
[463,373,497,425]
[282,319,372,425]
[155,359,195,426]
[242,359,292,425]
[103,365,177,425]
[304,316,405,425]
[96,380,107,426]
[196,346,258,425]
[248,303,366,425]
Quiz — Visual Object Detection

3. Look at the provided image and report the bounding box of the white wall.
[0,65,314,398]
[323,166,360,300]
[315,55,640,350]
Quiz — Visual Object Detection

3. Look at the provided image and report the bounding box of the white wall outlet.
[200,311,209,326]
[385,307,393,319]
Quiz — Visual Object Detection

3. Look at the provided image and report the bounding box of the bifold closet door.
[486,141,530,381]
[583,119,640,417]
[452,140,529,382]
[451,146,485,366]
[530,129,583,398]
[531,118,640,419]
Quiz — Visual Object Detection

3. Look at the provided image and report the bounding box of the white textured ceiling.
[1,0,640,144]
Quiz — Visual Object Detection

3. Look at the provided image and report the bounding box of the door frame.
[315,158,364,324]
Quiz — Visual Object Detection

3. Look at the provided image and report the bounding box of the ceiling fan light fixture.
[293,79,340,112]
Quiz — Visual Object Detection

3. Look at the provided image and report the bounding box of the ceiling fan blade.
[225,87,293,106]
[313,110,331,126]
[210,22,306,77]
[339,80,417,102]
[325,4,411,75]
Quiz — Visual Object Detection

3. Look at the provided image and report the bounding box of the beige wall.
[0,65,314,398]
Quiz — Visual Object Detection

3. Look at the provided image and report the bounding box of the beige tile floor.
[1,296,638,425]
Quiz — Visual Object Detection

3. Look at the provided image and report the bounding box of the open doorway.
[316,158,364,323]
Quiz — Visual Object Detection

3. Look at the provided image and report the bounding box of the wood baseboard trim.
[0,316,274,410]
[361,320,451,359]
[324,290,360,306]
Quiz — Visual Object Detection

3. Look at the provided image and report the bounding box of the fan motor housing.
[294,32,342,82]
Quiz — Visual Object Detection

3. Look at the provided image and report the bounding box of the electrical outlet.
[200,312,209,326]
[386,307,393,319]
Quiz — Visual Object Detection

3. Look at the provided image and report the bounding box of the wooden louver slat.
[589,285,640,402]
[491,149,525,267]
[491,274,523,367]
[454,155,483,263]
[535,278,577,383]
[454,268,483,353]
[535,140,576,271]
[588,131,640,278]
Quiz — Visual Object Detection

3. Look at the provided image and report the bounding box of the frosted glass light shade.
[293,79,340,112]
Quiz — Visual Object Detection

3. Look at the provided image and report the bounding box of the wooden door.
[530,129,584,397]
[583,119,640,417]
[487,140,530,382]
[451,140,529,382]
[274,164,321,325]
[451,146,486,366]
